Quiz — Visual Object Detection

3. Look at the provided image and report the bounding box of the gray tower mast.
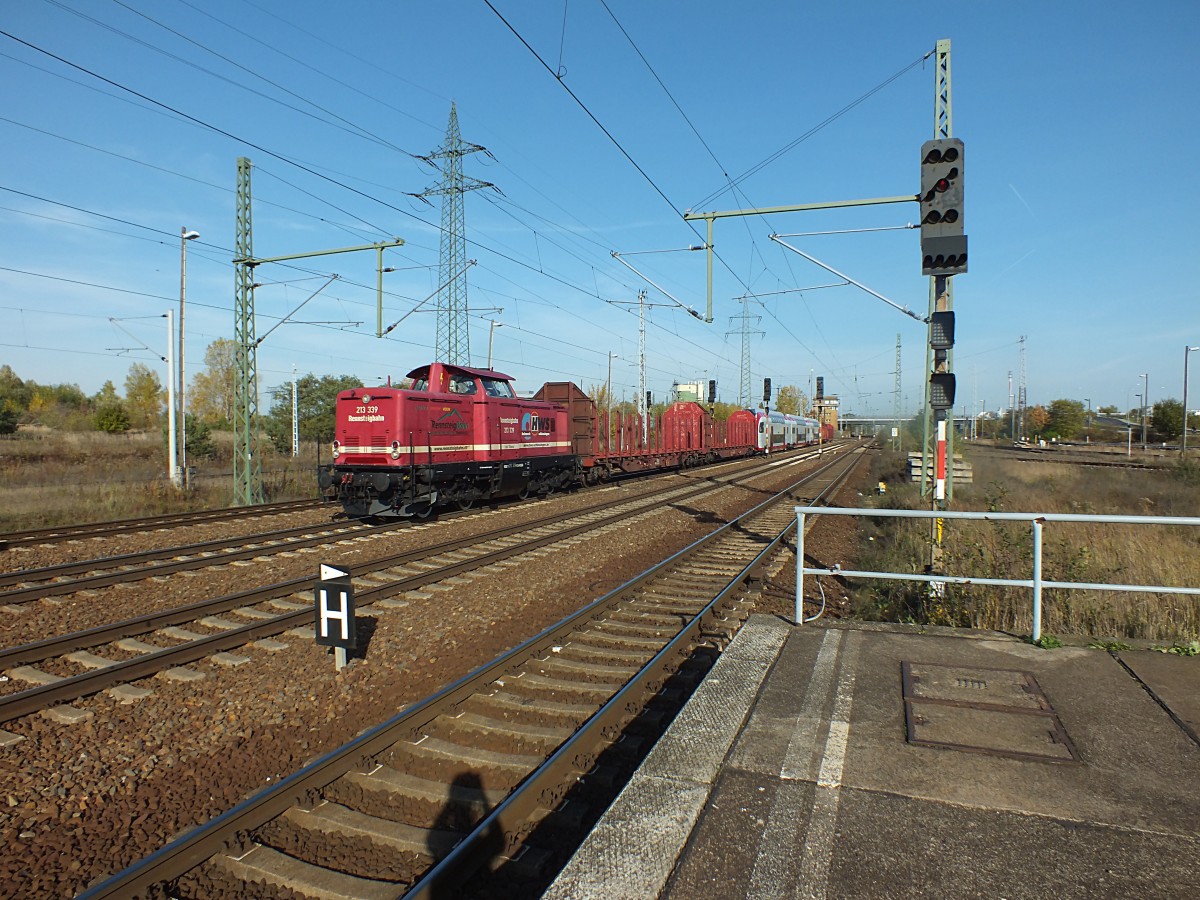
[731,298,763,408]
[418,104,495,365]
[894,333,902,451]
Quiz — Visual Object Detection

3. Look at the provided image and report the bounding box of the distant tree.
[184,414,218,460]
[94,380,120,405]
[0,364,31,415]
[190,338,239,426]
[711,400,741,421]
[94,403,131,433]
[264,373,362,452]
[1151,398,1184,441]
[1026,405,1050,436]
[1098,404,1119,416]
[124,363,165,429]
[23,382,89,429]
[774,384,808,416]
[0,407,17,436]
[1045,399,1085,440]
[586,383,611,414]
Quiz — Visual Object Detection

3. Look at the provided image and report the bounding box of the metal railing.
[795,507,1200,641]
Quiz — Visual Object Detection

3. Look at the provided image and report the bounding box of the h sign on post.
[315,563,355,669]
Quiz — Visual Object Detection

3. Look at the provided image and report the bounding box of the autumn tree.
[1151,398,1184,441]
[1025,405,1050,436]
[0,365,31,415]
[1045,399,1085,440]
[189,338,239,426]
[123,363,165,429]
[774,384,809,416]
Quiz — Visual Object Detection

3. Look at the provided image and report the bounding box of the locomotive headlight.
[332,440,340,460]
[390,440,401,460]
[362,394,371,403]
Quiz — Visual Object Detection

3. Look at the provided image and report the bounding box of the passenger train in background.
[318,361,834,518]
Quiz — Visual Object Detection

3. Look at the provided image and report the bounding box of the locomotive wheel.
[411,501,434,519]
[456,495,475,511]
[517,484,531,501]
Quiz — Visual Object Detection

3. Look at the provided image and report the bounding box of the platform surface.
[544,616,1200,899]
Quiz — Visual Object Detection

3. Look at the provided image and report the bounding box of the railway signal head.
[920,138,967,276]
[763,378,772,403]
[929,373,956,410]
[929,311,955,350]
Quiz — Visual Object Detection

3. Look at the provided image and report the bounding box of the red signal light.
[934,177,950,193]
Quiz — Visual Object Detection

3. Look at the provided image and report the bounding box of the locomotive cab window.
[411,377,428,391]
[449,375,478,395]
[482,378,515,398]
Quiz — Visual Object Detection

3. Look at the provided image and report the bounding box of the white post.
[795,511,807,625]
[166,309,180,488]
[1031,517,1044,643]
[291,366,299,458]
[179,228,199,485]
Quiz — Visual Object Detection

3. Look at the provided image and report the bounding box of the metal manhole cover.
[902,661,1079,764]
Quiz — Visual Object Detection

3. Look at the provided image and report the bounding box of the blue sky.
[2,1,1197,419]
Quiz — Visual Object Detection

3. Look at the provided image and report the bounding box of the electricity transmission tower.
[730,298,764,408]
[418,103,496,366]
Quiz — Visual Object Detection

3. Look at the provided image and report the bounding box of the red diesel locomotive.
[319,362,575,518]
[319,361,827,519]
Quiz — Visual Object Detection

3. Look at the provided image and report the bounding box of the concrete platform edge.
[542,617,789,899]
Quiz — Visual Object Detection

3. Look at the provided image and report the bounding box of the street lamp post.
[1184,347,1200,456]
[1140,373,1149,448]
[179,227,200,487]
[166,309,178,487]
[1134,392,1142,451]
[487,320,504,369]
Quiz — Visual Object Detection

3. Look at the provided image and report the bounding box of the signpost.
[314,563,356,671]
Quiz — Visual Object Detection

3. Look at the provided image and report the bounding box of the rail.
[794,507,1200,642]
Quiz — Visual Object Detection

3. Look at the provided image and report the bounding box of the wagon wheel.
[517,484,531,501]
[411,501,434,519]
[455,495,475,511]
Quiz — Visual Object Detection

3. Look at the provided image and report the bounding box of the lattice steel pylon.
[418,104,496,366]
[894,333,902,451]
[730,298,763,408]
[232,157,263,506]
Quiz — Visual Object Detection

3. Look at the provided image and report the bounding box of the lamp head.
[182,230,200,241]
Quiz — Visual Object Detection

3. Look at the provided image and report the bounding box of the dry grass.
[0,430,326,532]
[855,448,1200,643]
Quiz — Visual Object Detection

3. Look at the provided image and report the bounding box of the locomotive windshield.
[482,378,515,398]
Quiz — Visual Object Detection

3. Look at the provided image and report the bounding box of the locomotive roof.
[405,362,514,382]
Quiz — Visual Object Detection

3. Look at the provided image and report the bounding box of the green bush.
[94,404,131,434]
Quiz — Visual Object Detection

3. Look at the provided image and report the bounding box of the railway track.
[0,498,327,551]
[0,517,403,604]
[75,446,864,899]
[0,446,841,724]
[969,443,1164,470]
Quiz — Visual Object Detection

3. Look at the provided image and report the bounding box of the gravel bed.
[0,450,874,898]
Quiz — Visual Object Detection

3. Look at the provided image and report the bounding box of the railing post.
[1031,517,1044,643]
[795,511,807,626]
